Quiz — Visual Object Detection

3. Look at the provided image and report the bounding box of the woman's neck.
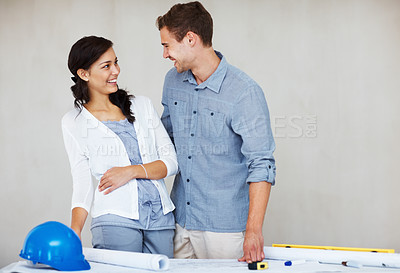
[84,95,125,122]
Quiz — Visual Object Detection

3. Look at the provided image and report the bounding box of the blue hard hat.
[19,221,90,271]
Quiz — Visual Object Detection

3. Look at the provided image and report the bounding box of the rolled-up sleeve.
[147,98,179,178]
[231,85,276,185]
[61,117,94,212]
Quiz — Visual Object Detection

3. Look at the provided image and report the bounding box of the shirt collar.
[182,51,227,94]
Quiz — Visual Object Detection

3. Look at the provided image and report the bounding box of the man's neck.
[191,48,221,85]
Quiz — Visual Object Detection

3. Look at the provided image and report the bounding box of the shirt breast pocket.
[168,98,188,135]
[201,108,226,140]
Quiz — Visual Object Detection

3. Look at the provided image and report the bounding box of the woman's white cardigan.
[61,96,178,219]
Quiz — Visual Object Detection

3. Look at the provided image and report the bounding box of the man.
[156,1,276,263]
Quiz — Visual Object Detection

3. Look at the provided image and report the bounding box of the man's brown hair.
[156,1,213,47]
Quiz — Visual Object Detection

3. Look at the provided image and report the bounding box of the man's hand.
[99,166,133,194]
[238,181,271,263]
[238,229,265,263]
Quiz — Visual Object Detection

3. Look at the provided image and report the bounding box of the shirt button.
[187,202,190,205]
[193,111,197,114]
[187,179,190,182]
[188,156,192,159]
[174,101,178,105]
[211,112,214,116]
[268,165,271,169]
[191,133,194,137]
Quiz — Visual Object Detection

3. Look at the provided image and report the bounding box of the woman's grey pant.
[91,225,174,258]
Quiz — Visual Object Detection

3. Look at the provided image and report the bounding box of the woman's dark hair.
[156,1,213,47]
[67,36,135,123]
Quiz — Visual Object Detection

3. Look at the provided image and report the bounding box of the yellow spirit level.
[272,244,395,253]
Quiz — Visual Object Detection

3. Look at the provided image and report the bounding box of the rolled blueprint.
[264,246,400,268]
[83,247,169,271]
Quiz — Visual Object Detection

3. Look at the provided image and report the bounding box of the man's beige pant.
[174,224,245,259]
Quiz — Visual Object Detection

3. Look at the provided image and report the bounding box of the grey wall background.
[1,0,400,268]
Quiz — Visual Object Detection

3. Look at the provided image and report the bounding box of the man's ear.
[186,31,198,47]
[77,68,89,82]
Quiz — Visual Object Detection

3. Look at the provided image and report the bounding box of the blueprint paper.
[264,246,400,268]
[0,261,158,272]
[83,247,169,271]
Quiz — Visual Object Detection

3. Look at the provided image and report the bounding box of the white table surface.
[3,259,400,273]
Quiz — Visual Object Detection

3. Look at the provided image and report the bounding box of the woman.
[62,36,178,257]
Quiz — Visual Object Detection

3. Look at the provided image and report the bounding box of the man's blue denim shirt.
[161,51,276,232]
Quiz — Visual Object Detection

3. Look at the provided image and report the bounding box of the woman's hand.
[99,161,168,194]
[72,227,82,240]
[71,207,88,241]
[99,166,134,194]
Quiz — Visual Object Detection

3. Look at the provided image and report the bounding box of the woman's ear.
[77,68,89,82]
